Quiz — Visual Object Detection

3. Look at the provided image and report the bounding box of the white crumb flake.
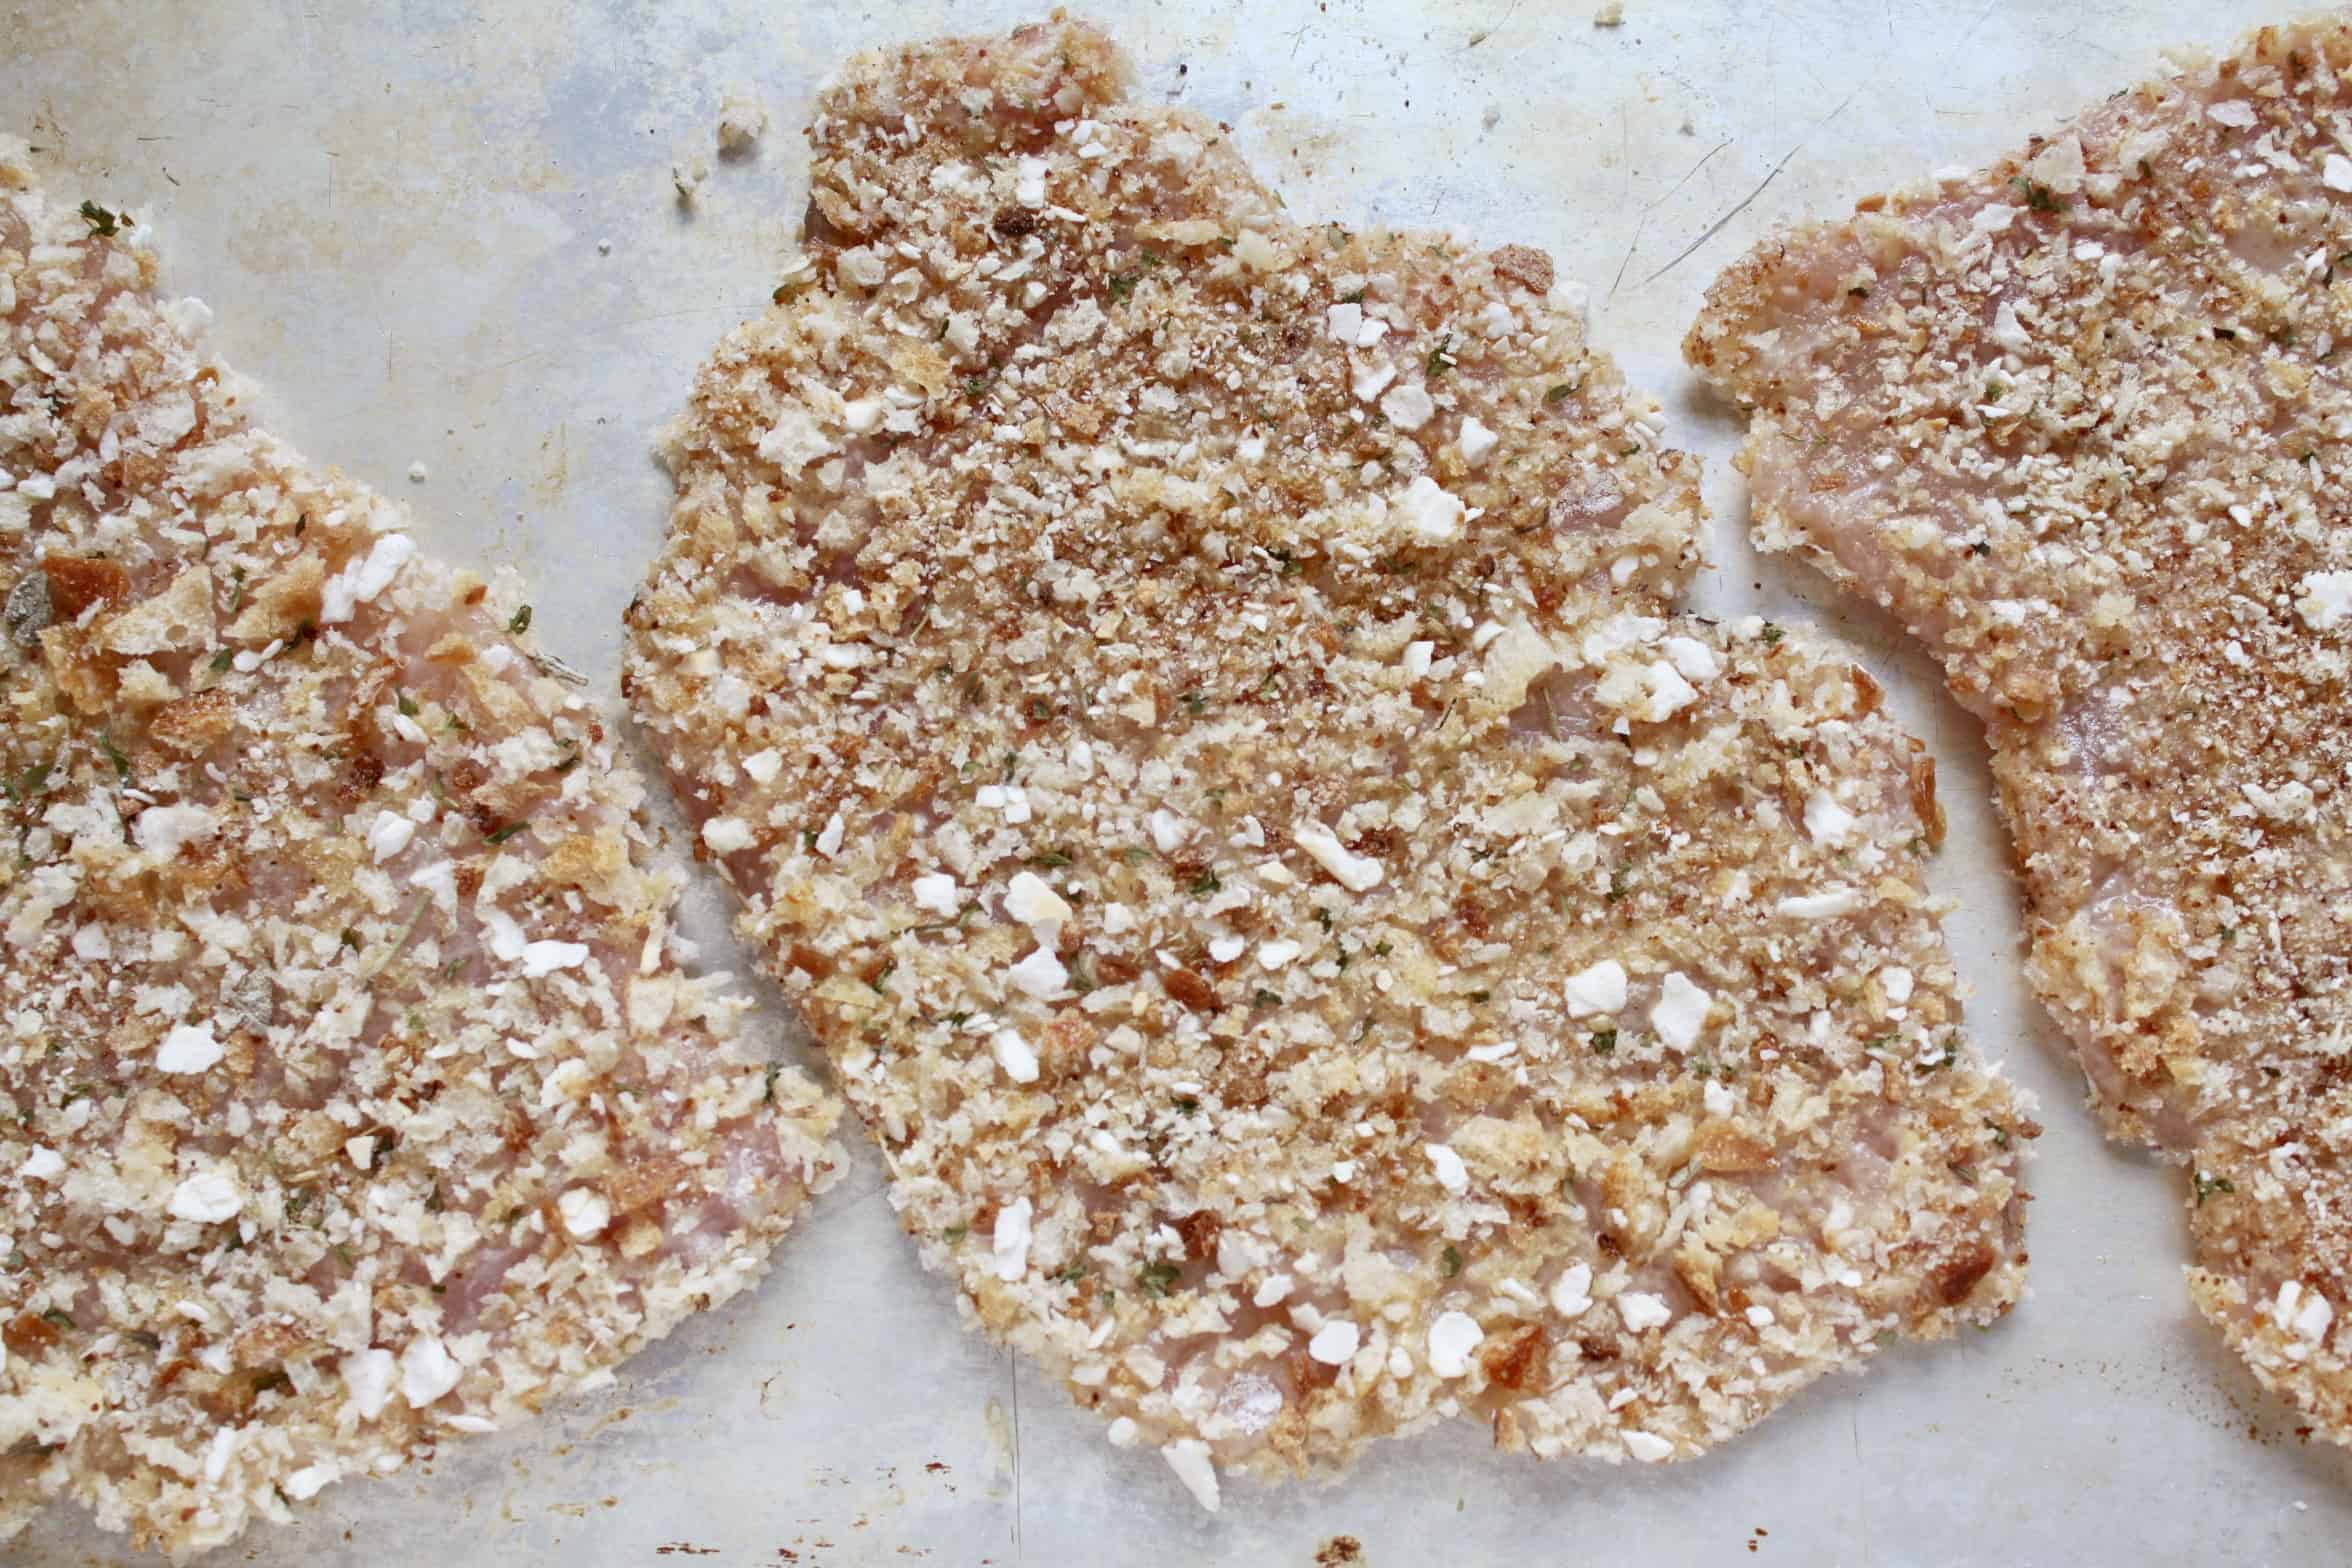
[992,1027,1041,1084]
[318,533,416,624]
[1294,821,1383,891]
[2276,1279,2336,1345]
[168,1166,244,1224]
[1803,790,1856,845]
[1004,869,1073,926]
[1650,972,1711,1051]
[2326,153,2352,192]
[1662,635,1721,682]
[1427,1310,1484,1377]
[702,815,754,854]
[283,1463,340,1502]
[2296,570,2352,631]
[1161,1439,1221,1512]
[1307,1319,1361,1364]
[1563,959,1627,1017]
[1397,475,1466,542]
[912,871,961,913]
[1380,381,1435,430]
[1623,1429,1674,1462]
[366,808,416,863]
[557,1187,612,1240]
[1457,414,1499,465]
[1550,1262,1594,1318]
[155,1022,224,1074]
[716,89,768,154]
[342,1348,396,1420]
[1776,887,1862,921]
[1618,1291,1672,1332]
[400,1336,462,1409]
[21,1146,64,1181]
[1009,944,1069,997]
[1425,1142,1470,1193]
[1258,938,1302,969]
[992,1196,1034,1280]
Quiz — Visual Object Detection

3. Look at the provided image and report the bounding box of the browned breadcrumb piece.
[1687,13,2352,1449]
[625,13,2030,1506]
[0,146,843,1558]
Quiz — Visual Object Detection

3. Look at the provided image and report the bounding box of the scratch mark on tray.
[1610,137,1731,298]
[1461,0,1520,53]
[1010,1353,1025,1560]
[1952,0,2001,55]
[1851,1405,1870,1565]
[1638,92,1854,289]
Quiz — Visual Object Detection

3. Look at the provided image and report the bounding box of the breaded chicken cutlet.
[624,13,2031,1509]
[0,151,842,1558]
[1689,11,2352,1447]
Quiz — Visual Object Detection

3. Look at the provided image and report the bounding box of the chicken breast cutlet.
[626,13,2030,1508]
[0,151,842,1558]
[1688,13,2352,1446]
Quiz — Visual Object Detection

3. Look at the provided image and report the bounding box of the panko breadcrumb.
[0,149,842,1558]
[1688,14,2352,1447]
[626,13,2030,1507]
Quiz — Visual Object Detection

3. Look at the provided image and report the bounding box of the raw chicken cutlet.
[626,12,2031,1508]
[0,151,843,1558]
[1688,13,2352,1446]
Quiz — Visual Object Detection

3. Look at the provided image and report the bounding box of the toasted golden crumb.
[0,149,842,1557]
[1687,11,2352,1450]
[626,13,2029,1504]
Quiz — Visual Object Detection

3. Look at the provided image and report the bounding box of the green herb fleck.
[1440,1244,1463,1278]
[78,200,122,237]
[40,1308,75,1332]
[1590,1027,1617,1055]
[1760,623,1784,646]
[508,605,533,635]
[485,821,528,845]
[944,1224,968,1243]
[1137,1261,1182,1298]
[2008,175,2063,213]
[2194,1172,2236,1206]
[210,648,235,673]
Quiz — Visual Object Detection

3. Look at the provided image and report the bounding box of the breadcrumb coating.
[626,13,2029,1505]
[0,149,843,1558]
[1688,11,2352,1449]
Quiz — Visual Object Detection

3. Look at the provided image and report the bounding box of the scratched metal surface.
[8,1,2351,1563]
